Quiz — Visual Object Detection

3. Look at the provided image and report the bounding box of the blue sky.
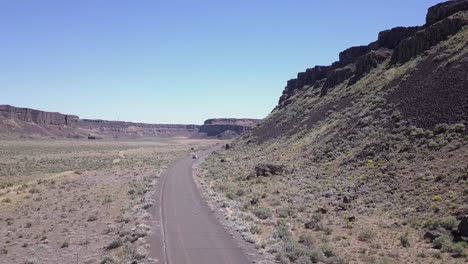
[0,0,442,124]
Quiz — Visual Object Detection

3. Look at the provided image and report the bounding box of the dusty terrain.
[198,2,468,264]
[0,138,217,264]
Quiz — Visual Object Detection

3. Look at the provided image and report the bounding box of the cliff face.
[278,0,468,108]
[0,105,201,138]
[78,119,200,137]
[426,0,468,25]
[0,105,79,127]
[199,118,259,137]
[0,105,257,138]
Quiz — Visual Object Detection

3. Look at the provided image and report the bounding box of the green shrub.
[100,256,117,264]
[309,249,323,263]
[432,251,441,259]
[253,207,272,220]
[311,213,323,222]
[321,244,335,257]
[399,232,410,247]
[249,225,261,235]
[277,207,294,218]
[226,192,236,200]
[434,235,467,256]
[357,229,375,242]
[29,188,40,194]
[432,235,451,249]
[298,233,315,247]
[236,189,245,197]
[439,216,458,230]
[450,123,465,133]
[422,218,438,229]
[434,124,448,134]
[449,243,466,257]
[105,238,122,250]
[276,252,290,264]
[283,240,309,262]
[416,252,426,258]
[276,219,291,239]
[296,255,312,264]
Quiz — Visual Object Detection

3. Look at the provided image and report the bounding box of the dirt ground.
[0,138,218,264]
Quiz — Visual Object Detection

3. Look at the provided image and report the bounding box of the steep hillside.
[200,1,468,263]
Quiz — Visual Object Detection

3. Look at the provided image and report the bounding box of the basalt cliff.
[0,105,257,139]
[199,118,259,138]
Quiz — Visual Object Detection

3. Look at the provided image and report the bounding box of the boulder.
[424,230,442,242]
[452,230,464,242]
[458,216,468,237]
[304,221,318,230]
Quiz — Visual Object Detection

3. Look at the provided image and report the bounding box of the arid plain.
[0,138,218,264]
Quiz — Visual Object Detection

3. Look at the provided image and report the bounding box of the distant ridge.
[0,104,258,139]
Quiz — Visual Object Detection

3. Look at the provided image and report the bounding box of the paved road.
[158,147,250,264]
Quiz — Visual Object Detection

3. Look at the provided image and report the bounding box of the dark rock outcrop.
[377,26,423,49]
[339,46,369,65]
[254,163,286,177]
[391,11,468,64]
[426,0,468,25]
[424,231,442,243]
[279,66,332,106]
[459,216,468,237]
[297,66,332,91]
[321,66,355,96]
[199,118,259,137]
[349,49,392,85]
[276,2,468,109]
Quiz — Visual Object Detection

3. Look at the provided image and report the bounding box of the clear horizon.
[1,0,443,124]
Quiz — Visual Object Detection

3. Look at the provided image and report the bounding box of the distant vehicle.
[192,154,198,159]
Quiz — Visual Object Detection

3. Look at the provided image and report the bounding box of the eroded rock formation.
[426,0,468,25]
[277,0,468,108]
[199,118,259,137]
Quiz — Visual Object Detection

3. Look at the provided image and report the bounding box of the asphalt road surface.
[158,147,251,264]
